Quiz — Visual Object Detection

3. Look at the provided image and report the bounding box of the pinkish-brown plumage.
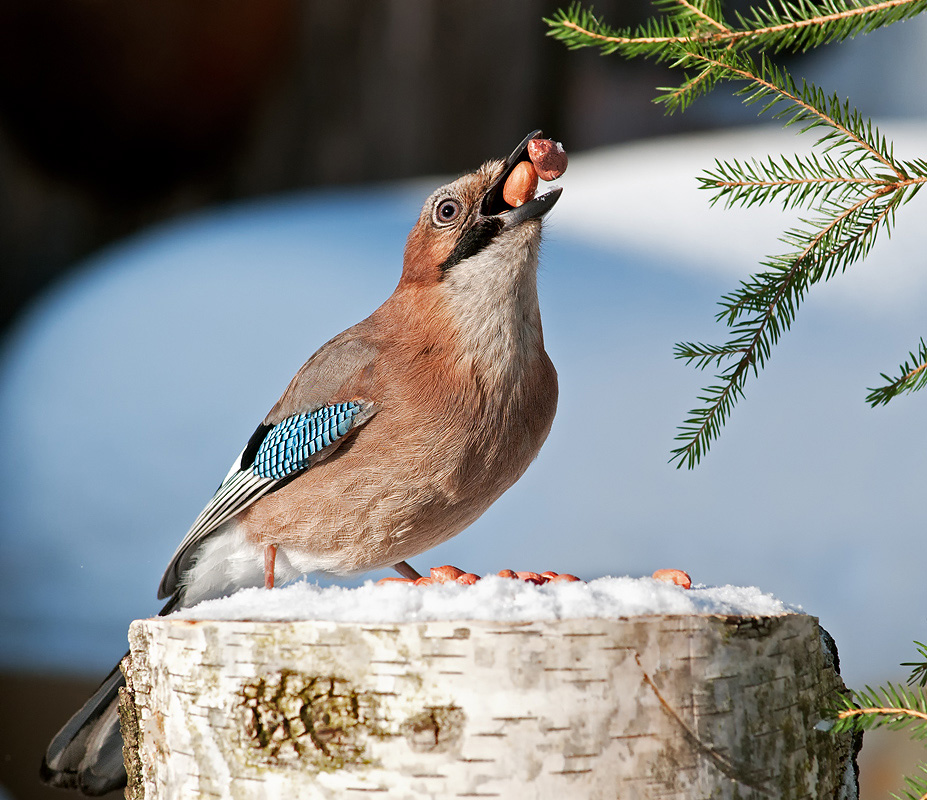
[237,156,558,575]
[155,138,563,601]
[240,276,557,572]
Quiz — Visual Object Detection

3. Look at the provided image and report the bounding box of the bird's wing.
[157,328,382,600]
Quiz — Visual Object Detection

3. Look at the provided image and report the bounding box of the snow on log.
[120,581,857,800]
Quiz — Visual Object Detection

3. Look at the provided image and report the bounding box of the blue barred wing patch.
[253,402,362,480]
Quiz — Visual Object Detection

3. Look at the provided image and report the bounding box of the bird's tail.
[40,661,127,795]
[40,594,180,795]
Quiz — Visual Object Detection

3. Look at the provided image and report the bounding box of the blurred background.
[0,1,925,797]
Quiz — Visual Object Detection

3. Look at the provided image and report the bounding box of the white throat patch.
[441,223,544,382]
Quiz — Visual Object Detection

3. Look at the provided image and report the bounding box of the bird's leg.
[264,544,277,589]
[393,560,422,580]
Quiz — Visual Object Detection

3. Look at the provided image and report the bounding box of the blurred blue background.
[0,3,925,798]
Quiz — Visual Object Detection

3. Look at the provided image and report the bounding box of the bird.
[41,130,561,795]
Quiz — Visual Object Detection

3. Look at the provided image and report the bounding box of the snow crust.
[173,576,800,624]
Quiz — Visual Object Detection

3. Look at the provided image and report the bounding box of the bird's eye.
[434,198,462,225]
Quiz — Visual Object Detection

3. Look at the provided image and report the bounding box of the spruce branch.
[671,183,902,467]
[677,49,902,171]
[545,0,927,57]
[730,0,927,52]
[866,339,927,406]
[822,644,927,800]
[661,41,735,112]
[831,683,927,739]
[700,153,889,211]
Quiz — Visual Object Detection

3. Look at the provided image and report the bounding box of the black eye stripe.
[438,217,504,275]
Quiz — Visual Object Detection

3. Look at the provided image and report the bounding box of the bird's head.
[401,130,562,287]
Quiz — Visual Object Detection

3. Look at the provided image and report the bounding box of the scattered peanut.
[502,160,538,207]
[431,565,465,583]
[497,569,518,579]
[527,139,568,181]
[652,568,692,589]
[378,566,584,587]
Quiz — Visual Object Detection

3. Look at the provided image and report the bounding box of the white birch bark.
[121,614,857,799]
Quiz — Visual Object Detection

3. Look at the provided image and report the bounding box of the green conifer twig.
[546,0,927,56]
[832,683,927,737]
[821,643,927,799]
[904,643,927,688]
[866,339,927,406]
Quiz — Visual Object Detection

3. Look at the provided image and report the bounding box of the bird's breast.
[240,280,557,573]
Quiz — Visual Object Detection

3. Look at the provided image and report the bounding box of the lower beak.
[481,129,562,226]
[501,186,562,228]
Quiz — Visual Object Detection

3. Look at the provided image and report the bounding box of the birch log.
[121,614,856,800]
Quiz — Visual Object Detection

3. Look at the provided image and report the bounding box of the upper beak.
[481,129,563,228]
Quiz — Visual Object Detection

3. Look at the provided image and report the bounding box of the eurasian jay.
[42,130,562,794]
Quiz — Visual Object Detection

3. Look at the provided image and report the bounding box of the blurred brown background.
[0,0,707,339]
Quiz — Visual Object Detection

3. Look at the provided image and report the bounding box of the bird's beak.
[481,129,563,229]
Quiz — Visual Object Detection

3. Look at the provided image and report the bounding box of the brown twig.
[720,0,915,42]
[675,0,730,32]
[895,359,927,385]
[711,176,896,190]
[837,705,927,722]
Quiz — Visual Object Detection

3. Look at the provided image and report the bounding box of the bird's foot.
[378,565,581,586]
[651,568,692,589]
